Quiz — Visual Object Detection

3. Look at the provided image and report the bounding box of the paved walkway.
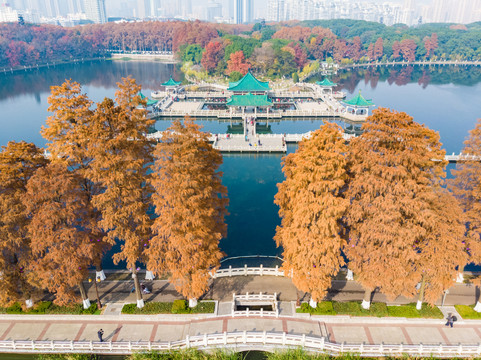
[1,313,481,346]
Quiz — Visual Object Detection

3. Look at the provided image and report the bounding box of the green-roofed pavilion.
[137,92,158,107]
[162,77,181,87]
[227,93,273,107]
[316,78,337,94]
[227,71,271,94]
[343,90,374,116]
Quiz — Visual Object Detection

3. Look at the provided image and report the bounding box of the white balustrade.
[2,333,480,357]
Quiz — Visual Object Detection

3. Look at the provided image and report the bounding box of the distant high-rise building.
[242,0,252,22]
[233,0,242,23]
[0,3,19,22]
[207,0,222,21]
[84,0,107,23]
[233,0,252,23]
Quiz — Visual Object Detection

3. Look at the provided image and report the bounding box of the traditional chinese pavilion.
[316,78,337,94]
[343,90,374,116]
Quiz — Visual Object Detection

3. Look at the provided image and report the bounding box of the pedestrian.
[445,314,456,328]
[98,329,104,342]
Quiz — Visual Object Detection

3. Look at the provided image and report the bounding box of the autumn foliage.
[275,123,349,301]
[148,119,228,301]
[345,108,466,304]
[226,50,250,75]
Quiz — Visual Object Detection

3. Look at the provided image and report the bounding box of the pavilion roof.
[227,71,271,92]
[343,90,374,107]
[226,93,273,107]
[316,78,337,87]
[162,77,181,86]
[137,92,157,106]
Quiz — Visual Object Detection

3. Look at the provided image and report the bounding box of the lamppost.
[88,276,102,309]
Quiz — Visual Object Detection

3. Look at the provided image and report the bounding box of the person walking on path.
[445,314,456,328]
[98,329,104,342]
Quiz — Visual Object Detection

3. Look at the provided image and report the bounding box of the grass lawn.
[297,301,443,318]
[455,305,481,319]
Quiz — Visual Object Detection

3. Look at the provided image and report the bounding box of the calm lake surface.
[1,60,481,268]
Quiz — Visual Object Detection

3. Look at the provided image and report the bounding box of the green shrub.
[121,301,215,314]
[387,303,443,319]
[296,301,335,315]
[172,300,187,314]
[455,305,481,319]
[122,303,138,314]
[191,301,215,314]
[35,301,52,313]
[6,302,23,314]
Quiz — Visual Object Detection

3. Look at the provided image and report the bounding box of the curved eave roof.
[343,91,374,107]
[227,71,271,92]
[162,77,181,86]
[317,78,337,87]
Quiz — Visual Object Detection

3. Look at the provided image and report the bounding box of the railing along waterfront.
[213,265,285,278]
[2,332,481,357]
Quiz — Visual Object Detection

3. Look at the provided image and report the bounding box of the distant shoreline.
[110,53,178,63]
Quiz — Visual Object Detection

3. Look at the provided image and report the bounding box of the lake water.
[1,60,481,268]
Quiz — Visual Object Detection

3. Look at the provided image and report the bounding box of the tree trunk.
[189,298,198,308]
[95,262,106,281]
[346,269,354,281]
[361,288,372,310]
[416,275,426,310]
[79,281,91,309]
[474,286,481,312]
[309,298,317,309]
[132,270,144,308]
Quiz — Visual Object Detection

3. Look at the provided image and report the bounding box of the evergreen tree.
[148,119,228,307]
[274,123,349,306]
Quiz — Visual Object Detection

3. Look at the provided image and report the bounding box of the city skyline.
[1,0,481,25]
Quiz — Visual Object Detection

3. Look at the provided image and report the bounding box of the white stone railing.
[2,332,481,357]
[212,265,286,278]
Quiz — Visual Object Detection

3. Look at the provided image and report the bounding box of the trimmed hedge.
[0,301,99,315]
[122,301,215,314]
[296,301,443,318]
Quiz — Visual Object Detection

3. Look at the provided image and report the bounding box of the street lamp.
[88,276,102,309]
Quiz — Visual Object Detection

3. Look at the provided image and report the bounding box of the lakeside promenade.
[2,276,481,355]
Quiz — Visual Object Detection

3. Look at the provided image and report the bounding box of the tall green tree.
[345,108,447,309]
[274,123,349,307]
[148,119,228,307]
[87,77,155,308]
[0,141,47,307]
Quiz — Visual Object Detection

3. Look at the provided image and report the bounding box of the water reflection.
[327,65,481,93]
[0,60,179,101]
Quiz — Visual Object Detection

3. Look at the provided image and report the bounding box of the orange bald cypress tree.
[414,188,467,307]
[24,163,96,306]
[42,80,109,279]
[451,118,481,311]
[148,119,227,306]
[274,123,349,306]
[0,141,47,307]
[345,108,447,309]
[87,77,155,308]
